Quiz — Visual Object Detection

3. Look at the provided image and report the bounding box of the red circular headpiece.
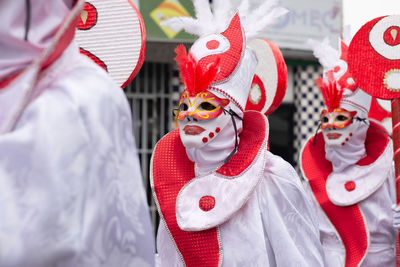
[348,15,400,100]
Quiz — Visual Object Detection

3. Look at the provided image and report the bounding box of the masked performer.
[150,0,325,266]
[0,1,154,266]
[301,38,396,267]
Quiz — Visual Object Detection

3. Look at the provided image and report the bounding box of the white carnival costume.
[0,1,154,266]
[300,38,396,267]
[150,1,325,266]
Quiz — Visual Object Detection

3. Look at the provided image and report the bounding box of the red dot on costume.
[350,133,353,137]
[199,196,216,212]
[341,142,345,146]
[384,26,400,46]
[345,181,356,192]
[77,3,97,30]
[215,127,221,133]
[206,40,220,50]
[209,132,215,138]
[345,138,349,142]
[333,66,341,73]
[202,137,208,143]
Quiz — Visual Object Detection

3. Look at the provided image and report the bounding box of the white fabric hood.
[0,0,74,81]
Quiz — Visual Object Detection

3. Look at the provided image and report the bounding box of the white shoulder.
[263,151,303,189]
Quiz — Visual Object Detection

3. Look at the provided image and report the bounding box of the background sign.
[139,0,196,41]
[140,0,342,51]
[231,0,342,51]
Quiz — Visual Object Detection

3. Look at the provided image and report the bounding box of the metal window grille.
[292,65,323,171]
[125,62,180,235]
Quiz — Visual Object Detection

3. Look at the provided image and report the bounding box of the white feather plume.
[161,0,287,40]
[212,0,232,33]
[307,38,340,71]
[193,0,216,35]
[243,5,288,40]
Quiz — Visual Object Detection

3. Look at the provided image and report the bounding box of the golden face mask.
[320,108,357,130]
[176,90,230,121]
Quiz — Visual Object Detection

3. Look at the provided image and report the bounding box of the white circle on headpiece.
[369,16,400,60]
[190,34,230,61]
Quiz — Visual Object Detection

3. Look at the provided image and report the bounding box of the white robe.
[156,150,325,267]
[304,168,396,267]
[301,126,396,267]
[0,42,155,267]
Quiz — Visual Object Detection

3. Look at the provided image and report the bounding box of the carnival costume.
[150,0,325,266]
[0,1,154,266]
[301,37,396,267]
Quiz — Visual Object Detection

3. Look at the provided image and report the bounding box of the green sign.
[139,0,196,41]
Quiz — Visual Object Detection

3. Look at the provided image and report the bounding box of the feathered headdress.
[162,0,288,42]
[166,0,288,111]
[309,35,372,116]
[315,73,343,112]
[174,44,220,96]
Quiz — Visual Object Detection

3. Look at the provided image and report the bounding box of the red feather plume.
[174,44,220,96]
[316,73,343,112]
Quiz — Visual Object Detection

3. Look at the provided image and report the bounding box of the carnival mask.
[176,90,231,148]
[321,108,358,146]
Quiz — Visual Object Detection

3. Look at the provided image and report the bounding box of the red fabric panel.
[357,121,390,166]
[302,135,368,267]
[153,130,220,267]
[217,111,267,176]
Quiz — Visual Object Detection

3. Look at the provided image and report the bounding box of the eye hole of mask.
[179,103,189,112]
[199,102,218,111]
[336,115,349,122]
[322,116,329,123]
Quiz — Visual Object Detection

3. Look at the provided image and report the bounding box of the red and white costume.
[0,1,154,266]
[151,0,325,266]
[301,38,396,267]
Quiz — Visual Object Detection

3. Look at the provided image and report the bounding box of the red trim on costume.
[217,111,266,176]
[356,122,389,166]
[152,111,266,267]
[0,71,23,90]
[153,130,220,267]
[301,121,390,267]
